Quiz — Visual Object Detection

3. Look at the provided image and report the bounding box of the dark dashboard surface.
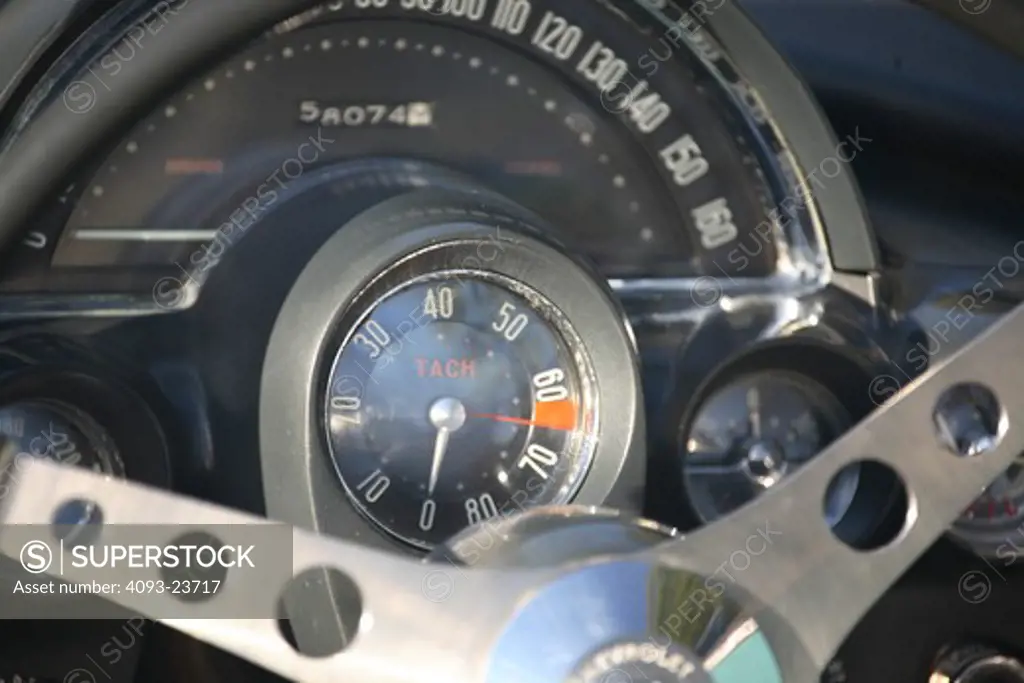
[752,3,1024,677]
[745,0,1024,267]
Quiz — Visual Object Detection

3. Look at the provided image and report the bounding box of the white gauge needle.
[428,427,450,496]
[427,397,467,496]
[747,385,762,439]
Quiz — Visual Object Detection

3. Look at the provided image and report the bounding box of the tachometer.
[326,271,597,548]
[261,185,644,552]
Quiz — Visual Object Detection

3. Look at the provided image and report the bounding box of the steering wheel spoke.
[648,302,1024,675]
[0,459,548,683]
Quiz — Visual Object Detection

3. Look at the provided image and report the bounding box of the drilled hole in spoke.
[827,460,910,551]
[51,498,104,546]
[160,530,228,604]
[277,566,363,657]
[933,383,1005,458]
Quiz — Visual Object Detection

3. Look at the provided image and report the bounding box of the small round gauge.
[0,399,124,515]
[949,465,1024,557]
[955,465,1024,534]
[680,371,860,526]
[325,271,597,549]
[0,400,121,473]
[936,388,1024,558]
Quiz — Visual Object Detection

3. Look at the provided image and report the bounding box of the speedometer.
[35,0,785,297]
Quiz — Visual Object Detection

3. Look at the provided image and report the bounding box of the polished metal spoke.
[647,302,1024,679]
[0,461,551,683]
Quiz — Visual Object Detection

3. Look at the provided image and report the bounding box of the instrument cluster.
[0,1,1023,679]
[0,0,1012,558]
[1,0,840,552]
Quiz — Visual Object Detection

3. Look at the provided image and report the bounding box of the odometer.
[326,272,598,549]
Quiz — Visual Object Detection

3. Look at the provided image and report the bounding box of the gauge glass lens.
[0,400,119,475]
[0,400,122,526]
[325,272,596,548]
[681,373,858,526]
[954,461,1024,556]
[14,0,790,297]
[938,386,1024,557]
[959,466,1024,525]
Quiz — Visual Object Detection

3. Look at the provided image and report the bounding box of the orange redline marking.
[535,399,577,431]
[471,400,577,432]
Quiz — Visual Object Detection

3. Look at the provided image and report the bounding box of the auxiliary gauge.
[678,369,902,546]
[953,465,1024,559]
[927,384,1024,560]
[0,399,123,525]
[0,399,121,477]
[680,371,859,526]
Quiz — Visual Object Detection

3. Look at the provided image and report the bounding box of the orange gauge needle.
[471,399,577,432]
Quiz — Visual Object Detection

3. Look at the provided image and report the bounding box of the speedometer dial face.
[35,0,781,290]
[325,273,597,549]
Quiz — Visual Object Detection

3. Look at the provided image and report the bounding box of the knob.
[930,644,1024,683]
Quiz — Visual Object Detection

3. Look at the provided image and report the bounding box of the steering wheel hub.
[567,639,713,683]
[484,558,783,683]
[431,507,786,683]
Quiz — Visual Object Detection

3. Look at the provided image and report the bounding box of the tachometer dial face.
[325,272,597,549]
[8,0,792,296]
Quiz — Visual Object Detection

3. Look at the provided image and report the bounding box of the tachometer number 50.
[493,301,529,341]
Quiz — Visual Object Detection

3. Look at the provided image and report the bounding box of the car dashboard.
[0,1,1022,682]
